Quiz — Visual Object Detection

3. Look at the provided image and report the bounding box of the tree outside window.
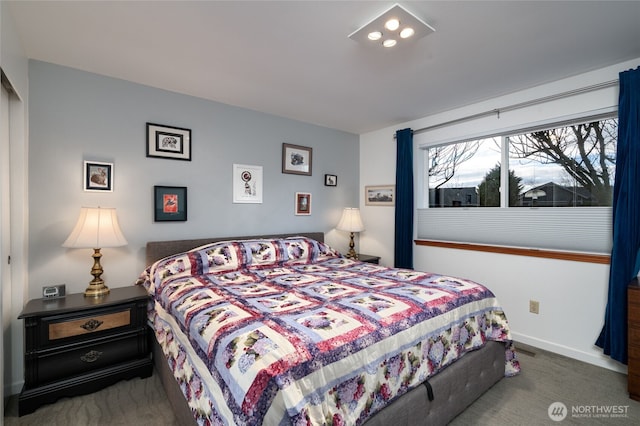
[426,117,617,208]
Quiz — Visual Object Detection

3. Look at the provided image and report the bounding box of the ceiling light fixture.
[348,3,435,48]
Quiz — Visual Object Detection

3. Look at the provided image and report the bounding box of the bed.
[139,232,519,425]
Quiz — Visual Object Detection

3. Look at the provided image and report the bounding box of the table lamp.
[62,207,128,297]
[336,207,365,259]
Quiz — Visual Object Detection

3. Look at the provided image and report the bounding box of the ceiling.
[7,1,640,134]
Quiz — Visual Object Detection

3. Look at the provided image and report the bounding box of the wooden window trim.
[415,239,610,264]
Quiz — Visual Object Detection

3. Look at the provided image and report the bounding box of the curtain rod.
[403,79,618,136]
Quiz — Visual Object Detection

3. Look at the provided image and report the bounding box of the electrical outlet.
[43,284,66,299]
[529,300,540,314]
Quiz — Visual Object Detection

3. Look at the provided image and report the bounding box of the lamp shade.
[62,207,128,248]
[336,208,365,232]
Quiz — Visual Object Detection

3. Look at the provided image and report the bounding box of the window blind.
[416,207,612,254]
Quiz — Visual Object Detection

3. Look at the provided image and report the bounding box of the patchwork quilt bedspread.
[137,237,520,425]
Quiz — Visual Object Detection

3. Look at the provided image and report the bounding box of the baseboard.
[512,332,627,374]
[6,380,23,398]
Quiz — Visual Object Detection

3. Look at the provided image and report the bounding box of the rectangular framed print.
[233,164,263,203]
[365,185,395,206]
[154,186,187,221]
[295,192,312,215]
[84,161,113,192]
[146,123,191,161]
[282,143,312,175]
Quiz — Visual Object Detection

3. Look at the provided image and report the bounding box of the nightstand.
[356,254,380,264]
[18,285,152,416]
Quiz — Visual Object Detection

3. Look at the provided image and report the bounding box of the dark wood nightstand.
[18,285,153,416]
[356,254,380,264]
[629,278,640,401]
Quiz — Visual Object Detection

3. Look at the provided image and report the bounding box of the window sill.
[415,239,610,264]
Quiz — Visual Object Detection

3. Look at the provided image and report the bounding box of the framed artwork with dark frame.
[282,143,312,176]
[154,186,187,222]
[324,174,337,186]
[295,192,312,215]
[365,185,395,206]
[84,161,113,192]
[146,123,192,161]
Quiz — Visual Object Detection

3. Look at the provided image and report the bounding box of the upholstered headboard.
[145,232,325,266]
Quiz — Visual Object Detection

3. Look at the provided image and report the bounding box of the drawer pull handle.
[80,350,103,363]
[81,319,103,332]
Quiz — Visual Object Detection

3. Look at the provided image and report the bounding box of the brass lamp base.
[84,281,110,297]
[85,248,110,297]
[345,232,358,260]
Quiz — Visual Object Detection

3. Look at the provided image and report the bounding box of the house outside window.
[418,115,617,254]
[427,117,617,209]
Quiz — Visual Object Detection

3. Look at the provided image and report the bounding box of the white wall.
[360,58,640,372]
[1,0,30,398]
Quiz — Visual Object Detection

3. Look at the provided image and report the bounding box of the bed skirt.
[151,331,505,426]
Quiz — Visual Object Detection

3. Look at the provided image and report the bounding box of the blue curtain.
[394,128,414,269]
[596,66,640,364]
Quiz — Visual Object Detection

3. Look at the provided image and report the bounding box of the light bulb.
[385,18,400,31]
[400,27,415,38]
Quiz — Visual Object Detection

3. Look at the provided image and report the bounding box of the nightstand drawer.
[33,332,144,386]
[39,304,138,348]
[48,309,131,340]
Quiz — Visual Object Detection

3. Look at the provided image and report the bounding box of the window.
[428,138,500,207]
[427,117,617,208]
[419,114,617,254]
[508,119,617,207]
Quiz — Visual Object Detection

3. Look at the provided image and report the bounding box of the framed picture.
[324,174,337,186]
[365,185,395,206]
[154,186,187,221]
[282,143,312,176]
[295,192,312,215]
[146,123,191,161]
[233,164,263,203]
[84,161,113,192]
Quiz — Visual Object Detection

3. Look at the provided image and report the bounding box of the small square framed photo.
[295,192,312,215]
[365,185,395,206]
[282,143,312,176]
[154,186,187,222]
[324,174,337,186]
[147,123,191,161]
[84,161,113,192]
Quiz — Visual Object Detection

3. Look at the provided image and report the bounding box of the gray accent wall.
[28,60,359,300]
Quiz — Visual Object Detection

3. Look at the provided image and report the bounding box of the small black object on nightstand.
[17,285,152,416]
